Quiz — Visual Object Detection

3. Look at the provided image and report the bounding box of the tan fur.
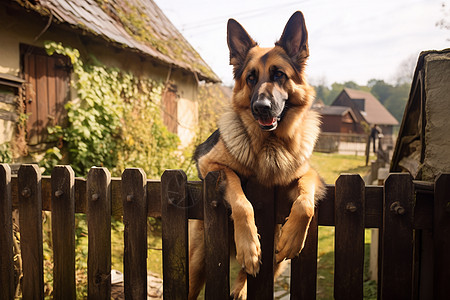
[189,11,325,299]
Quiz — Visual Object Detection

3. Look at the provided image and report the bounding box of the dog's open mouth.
[257,116,278,131]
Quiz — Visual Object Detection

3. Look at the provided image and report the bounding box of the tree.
[436,2,450,41]
[368,79,392,104]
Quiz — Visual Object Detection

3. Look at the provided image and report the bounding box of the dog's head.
[228,11,311,131]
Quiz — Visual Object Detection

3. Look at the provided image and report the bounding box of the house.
[0,0,219,157]
[330,88,398,136]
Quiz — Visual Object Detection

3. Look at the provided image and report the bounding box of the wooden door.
[21,45,71,146]
[162,83,178,134]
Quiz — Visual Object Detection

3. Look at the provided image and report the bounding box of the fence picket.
[290,207,318,300]
[161,170,189,300]
[18,164,44,299]
[87,167,112,300]
[0,164,14,300]
[122,168,148,299]
[246,178,275,300]
[433,173,450,299]
[203,171,230,299]
[381,173,414,300]
[334,174,365,300]
[51,166,76,300]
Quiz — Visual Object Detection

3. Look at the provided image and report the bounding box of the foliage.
[195,83,228,143]
[41,41,184,178]
[0,142,13,163]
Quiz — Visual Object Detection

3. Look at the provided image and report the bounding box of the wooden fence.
[0,163,449,299]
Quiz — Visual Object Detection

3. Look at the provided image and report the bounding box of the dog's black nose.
[253,98,272,115]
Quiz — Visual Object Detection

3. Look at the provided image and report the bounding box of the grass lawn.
[310,152,377,299]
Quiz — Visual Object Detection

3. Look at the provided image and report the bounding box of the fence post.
[290,207,318,300]
[203,171,230,299]
[433,173,450,299]
[161,170,189,300]
[51,165,76,300]
[18,164,44,299]
[87,167,112,300]
[246,178,275,300]
[381,173,414,300]
[122,168,148,299]
[0,164,14,300]
[334,174,365,300]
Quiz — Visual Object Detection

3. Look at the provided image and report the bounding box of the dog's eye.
[246,73,257,85]
[273,70,285,81]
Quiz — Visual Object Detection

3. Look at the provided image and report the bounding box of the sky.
[153,0,449,86]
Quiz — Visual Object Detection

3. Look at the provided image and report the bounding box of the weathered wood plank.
[246,178,275,300]
[203,171,229,299]
[161,170,189,300]
[87,167,112,300]
[0,164,14,300]
[380,173,414,300]
[433,173,450,299]
[317,184,335,226]
[122,168,148,299]
[290,207,318,300]
[334,174,365,300]
[51,166,76,300]
[18,164,44,299]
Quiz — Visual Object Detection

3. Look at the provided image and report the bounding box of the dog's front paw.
[276,198,315,262]
[275,216,307,262]
[234,224,261,276]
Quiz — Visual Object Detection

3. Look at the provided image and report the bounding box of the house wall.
[320,115,342,133]
[321,114,363,134]
[0,5,199,149]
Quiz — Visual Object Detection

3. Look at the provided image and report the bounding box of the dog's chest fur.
[218,110,314,186]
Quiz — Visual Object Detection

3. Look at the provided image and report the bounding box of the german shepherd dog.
[189,11,325,299]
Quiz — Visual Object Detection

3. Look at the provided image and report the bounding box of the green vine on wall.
[42,41,187,178]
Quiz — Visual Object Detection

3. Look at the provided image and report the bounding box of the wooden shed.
[314,105,361,134]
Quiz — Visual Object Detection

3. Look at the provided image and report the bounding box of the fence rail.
[0,163,449,299]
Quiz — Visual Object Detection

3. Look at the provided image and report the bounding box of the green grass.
[310,152,373,184]
[310,152,377,299]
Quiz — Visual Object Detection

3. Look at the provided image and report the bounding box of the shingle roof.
[341,88,398,125]
[318,105,353,116]
[15,0,220,82]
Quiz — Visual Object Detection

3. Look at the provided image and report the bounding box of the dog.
[189,11,325,299]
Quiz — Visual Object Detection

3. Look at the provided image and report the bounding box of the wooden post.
[122,168,148,299]
[0,164,14,300]
[433,173,450,299]
[290,207,319,299]
[334,174,365,299]
[380,173,414,300]
[87,167,112,300]
[246,178,275,300]
[161,170,189,300]
[18,164,44,299]
[203,171,230,299]
[51,166,76,300]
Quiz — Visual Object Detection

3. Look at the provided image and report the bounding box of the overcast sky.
[154,0,449,86]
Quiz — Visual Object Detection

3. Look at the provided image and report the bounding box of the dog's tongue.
[258,117,276,126]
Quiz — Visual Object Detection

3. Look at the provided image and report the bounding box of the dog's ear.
[227,19,257,78]
[276,11,309,70]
